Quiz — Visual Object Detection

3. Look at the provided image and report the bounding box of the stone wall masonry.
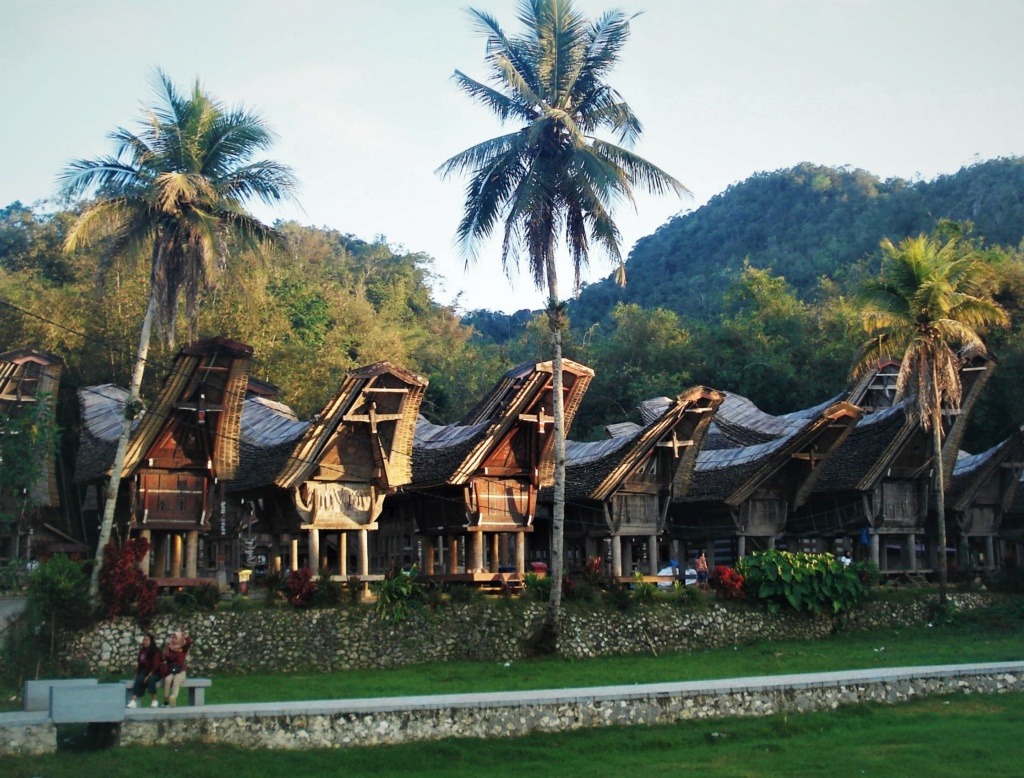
[57,591,1000,677]
[109,664,1024,752]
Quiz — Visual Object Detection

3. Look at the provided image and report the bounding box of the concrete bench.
[24,678,97,712]
[125,676,212,706]
[50,683,125,724]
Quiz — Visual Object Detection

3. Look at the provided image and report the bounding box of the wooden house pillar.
[359,529,369,577]
[622,539,633,574]
[499,533,509,568]
[470,532,484,572]
[516,531,525,575]
[289,535,299,572]
[339,532,348,577]
[647,535,658,575]
[171,534,183,578]
[611,535,622,578]
[308,529,320,576]
[269,536,281,575]
[139,530,152,577]
[870,532,880,567]
[448,536,459,574]
[490,533,500,573]
[585,536,597,565]
[185,531,198,578]
[907,534,917,571]
[985,536,996,571]
[736,535,746,559]
[767,536,777,550]
[424,537,435,575]
[155,534,169,577]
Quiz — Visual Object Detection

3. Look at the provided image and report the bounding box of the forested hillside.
[572,158,1024,324]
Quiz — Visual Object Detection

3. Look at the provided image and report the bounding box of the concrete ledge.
[24,678,97,712]
[50,684,126,724]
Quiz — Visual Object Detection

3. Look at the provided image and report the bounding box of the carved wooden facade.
[559,386,723,575]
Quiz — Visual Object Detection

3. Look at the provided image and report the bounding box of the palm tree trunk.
[88,293,157,598]
[932,405,948,605]
[545,318,566,648]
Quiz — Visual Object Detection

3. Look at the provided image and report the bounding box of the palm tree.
[853,234,1008,604]
[61,70,297,597]
[438,0,686,644]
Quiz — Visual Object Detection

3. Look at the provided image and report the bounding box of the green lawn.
[197,604,1024,704]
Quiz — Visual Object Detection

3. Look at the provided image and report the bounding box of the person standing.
[161,631,194,707]
[127,632,161,708]
[695,551,709,589]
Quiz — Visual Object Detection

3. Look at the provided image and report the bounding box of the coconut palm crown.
[853,233,1009,602]
[61,69,297,345]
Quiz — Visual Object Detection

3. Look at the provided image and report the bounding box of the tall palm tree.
[853,234,1008,604]
[438,0,686,644]
[61,70,297,597]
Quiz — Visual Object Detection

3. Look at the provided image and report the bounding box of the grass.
[2,693,1023,776]
[192,603,1024,704]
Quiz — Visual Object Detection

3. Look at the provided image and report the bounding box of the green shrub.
[671,580,710,609]
[447,583,483,604]
[631,570,658,604]
[851,559,880,588]
[606,581,634,611]
[173,582,220,613]
[373,567,423,623]
[737,550,868,615]
[311,574,344,607]
[523,573,552,603]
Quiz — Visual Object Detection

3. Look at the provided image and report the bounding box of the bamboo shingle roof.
[948,427,1024,514]
[228,396,310,493]
[275,361,426,491]
[75,384,135,483]
[411,359,594,487]
[0,347,63,507]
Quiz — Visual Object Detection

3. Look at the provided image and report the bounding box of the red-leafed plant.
[709,565,745,600]
[98,537,158,620]
[286,566,317,607]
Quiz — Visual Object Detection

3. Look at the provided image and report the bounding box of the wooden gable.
[277,361,426,531]
[124,338,252,531]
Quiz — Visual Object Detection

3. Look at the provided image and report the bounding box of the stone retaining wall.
[58,592,997,676]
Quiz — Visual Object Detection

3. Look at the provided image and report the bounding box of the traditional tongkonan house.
[948,426,1024,573]
[271,361,426,584]
[556,386,723,579]
[671,392,862,567]
[0,347,66,560]
[76,338,253,584]
[399,359,593,582]
[220,377,309,584]
[793,353,994,574]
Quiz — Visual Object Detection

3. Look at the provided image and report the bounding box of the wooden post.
[139,530,152,577]
[611,535,622,578]
[516,531,526,575]
[736,535,746,559]
[985,535,996,571]
[424,537,435,575]
[290,535,299,572]
[360,529,370,598]
[171,534,183,578]
[499,533,509,568]
[185,531,198,578]
[270,536,281,575]
[308,528,320,577]
[908,533,917,571]
[471,532,484,573]
[448,536,459,574]
[647,535,658,575]
[870,532,880,567]
[339,532,348,577]
[490,533,500,573]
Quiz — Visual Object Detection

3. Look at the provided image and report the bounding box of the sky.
[3,0,1024,314]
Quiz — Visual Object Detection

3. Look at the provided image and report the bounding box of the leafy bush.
[173,582,220,612]
[606,581,635,611]
[851,559,880,588]
[285,566,317,607]
[98,538,158,620]
[373,567,423,623]
[737,550,868,614]
[631,570,658,604]
[0,560,27,593]
[447,582,483,604]
[670,580,710,609]
[709,565,745,600]
[311,574,344,607]
[523,573,552,603]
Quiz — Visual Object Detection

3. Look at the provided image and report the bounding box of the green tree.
[438,0,685,644]
[853,234,1009,603]
[60,70,297,597]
